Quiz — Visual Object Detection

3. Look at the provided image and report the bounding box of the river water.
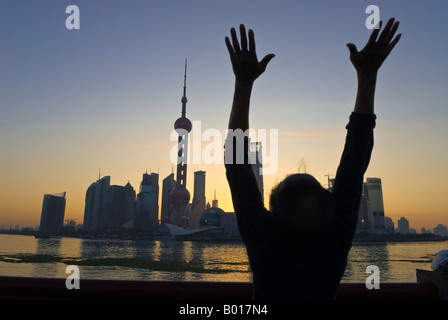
[0,234,446,283]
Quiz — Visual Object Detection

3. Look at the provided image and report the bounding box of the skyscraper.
[328,176,389,234]
[212,190,218,208]
[83,175,137,231]
[170,60,192,228]
[384,217,395,233]
[135,172,159,233]
[433,224,448,237]
[83,175,111,231]
[250,141,264,203]
[39,192,66,234]
[357,194,372,231]
[105,182,136,229]
[190,170,206,229]
[161,173,176,226]
[397,217,410,234]
[364,178,386,232]
[83,182,97,230]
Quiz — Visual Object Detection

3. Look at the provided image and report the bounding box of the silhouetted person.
[224,20,401,299]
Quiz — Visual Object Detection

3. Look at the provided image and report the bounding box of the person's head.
[270,173,333,240]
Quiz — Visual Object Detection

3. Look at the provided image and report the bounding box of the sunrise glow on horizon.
[1,0,447,232]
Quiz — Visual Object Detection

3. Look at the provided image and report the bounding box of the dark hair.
[270,174,333,239]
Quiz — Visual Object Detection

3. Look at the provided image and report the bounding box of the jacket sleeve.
[331,112,376,252]
[224,134,272,249]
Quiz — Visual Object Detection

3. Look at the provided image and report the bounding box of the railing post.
[416,269,448,300]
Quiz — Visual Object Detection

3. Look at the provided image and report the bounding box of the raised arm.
[225,24,275,131]
[224,25,275,249]
[331,18,401,251]
[347,18,401,115]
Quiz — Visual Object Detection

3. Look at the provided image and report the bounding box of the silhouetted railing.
[0,276,440,300]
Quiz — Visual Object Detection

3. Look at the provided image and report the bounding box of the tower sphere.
[170,187,191,205]
[174,117,192,132]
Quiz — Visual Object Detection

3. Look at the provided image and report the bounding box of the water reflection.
[34,238,63,278]
[76,239,251,282]
[343,243,389,283]
[385,242,441,282]
[150,240,161,262]
[1,234,446,283]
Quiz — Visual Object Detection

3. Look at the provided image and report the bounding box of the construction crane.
[324,174,334,191]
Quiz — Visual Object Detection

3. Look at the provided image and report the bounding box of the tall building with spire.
[83,174,137,231]
[169,60,192,228]
[83,175,110,231]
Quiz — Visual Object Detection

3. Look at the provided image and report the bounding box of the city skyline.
[1,1,447,232]
[4,166,446,236]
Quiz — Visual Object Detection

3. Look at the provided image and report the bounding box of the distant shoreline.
[1,229,447,243]
[353,232,448,243]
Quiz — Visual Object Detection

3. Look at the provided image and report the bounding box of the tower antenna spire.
[181,59,188,118]
[184,59,187,88]
[171,59,192,228]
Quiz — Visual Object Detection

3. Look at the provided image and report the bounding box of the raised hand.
[347,18,401,77]
[225,24,275,85]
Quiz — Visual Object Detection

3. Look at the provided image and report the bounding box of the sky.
[0,0,447,232]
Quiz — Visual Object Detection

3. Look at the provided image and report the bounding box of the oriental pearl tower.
[170,60,192,228]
